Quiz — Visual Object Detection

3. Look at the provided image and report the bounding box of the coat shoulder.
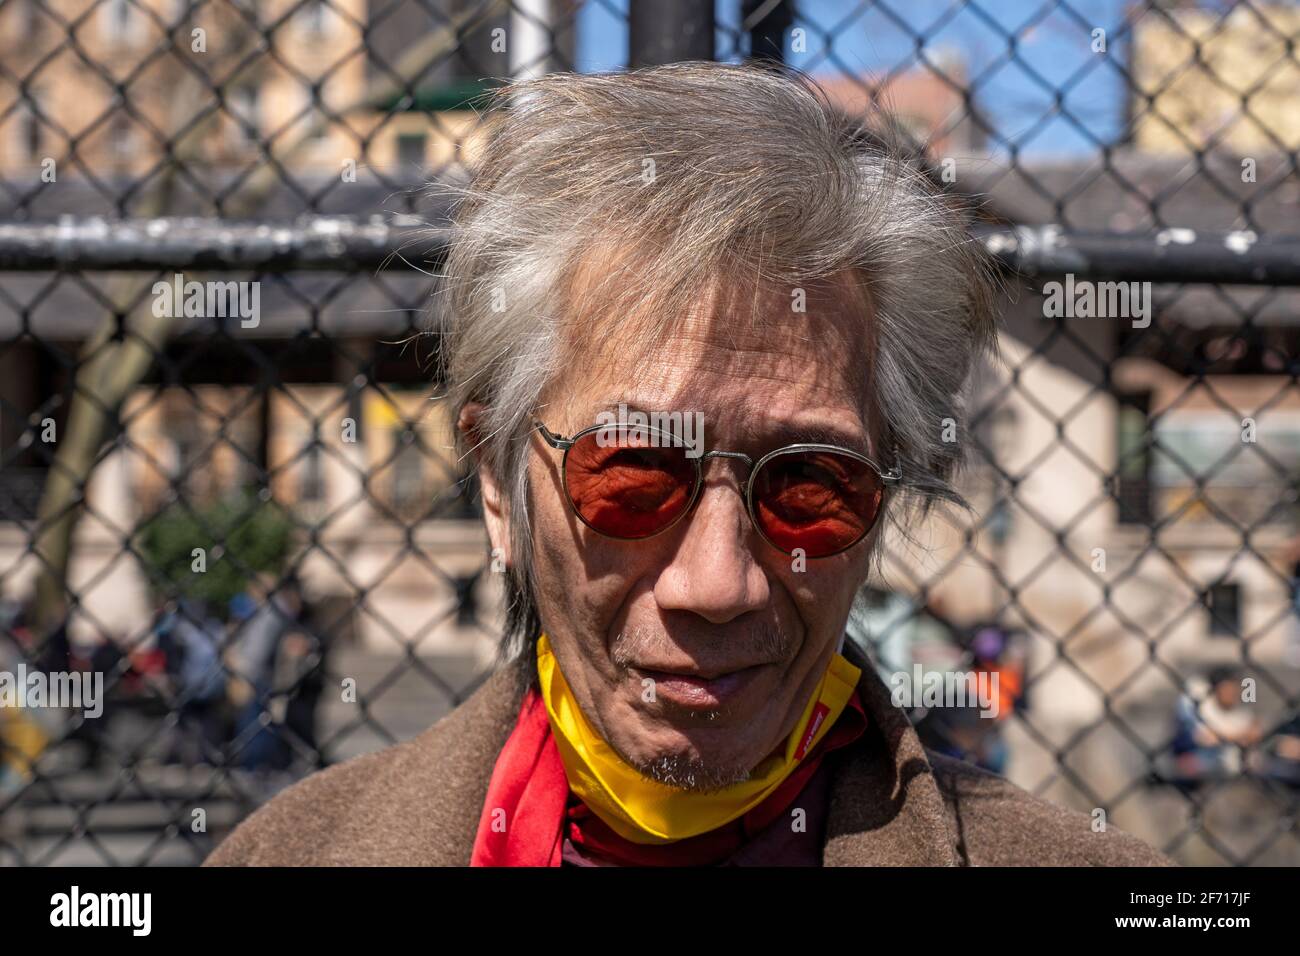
[926,751,1174,866]
[203,738,409,866]
[204,665,523,866]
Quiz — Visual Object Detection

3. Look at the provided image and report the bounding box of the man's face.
[518,275,880,790]
[1213,680,1240,710]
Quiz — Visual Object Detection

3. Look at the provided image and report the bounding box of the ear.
[457,402,511,568]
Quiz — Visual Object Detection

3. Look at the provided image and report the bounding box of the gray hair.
[432,61,999,671]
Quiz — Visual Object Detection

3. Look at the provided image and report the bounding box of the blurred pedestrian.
[1171,667,1263,779]
[279,586,329,770]
[230,574,302,771]
[1286,542,1300,668]
[158,597,227,766]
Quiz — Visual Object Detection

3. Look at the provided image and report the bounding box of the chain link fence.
[1,0,1298,866]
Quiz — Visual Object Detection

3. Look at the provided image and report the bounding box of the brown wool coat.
[205,643,1172,867]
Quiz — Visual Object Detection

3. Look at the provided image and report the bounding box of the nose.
[653,460,770,624]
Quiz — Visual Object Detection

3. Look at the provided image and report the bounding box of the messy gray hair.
[432,61,999,671]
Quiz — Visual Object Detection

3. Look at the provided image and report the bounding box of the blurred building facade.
[1131,3,1300,154]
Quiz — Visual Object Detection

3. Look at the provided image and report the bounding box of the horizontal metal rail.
[0,216,450,274]
[976,225,1300,286]
[2,217,1299,285]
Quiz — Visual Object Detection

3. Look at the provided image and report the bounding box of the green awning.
[380,77,503,113]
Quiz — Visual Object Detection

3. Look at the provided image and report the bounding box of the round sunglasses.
[532,417,901,559]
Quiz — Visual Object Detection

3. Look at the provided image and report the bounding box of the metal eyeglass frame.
[531,416,903,558]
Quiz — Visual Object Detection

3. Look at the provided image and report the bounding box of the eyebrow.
[743,415,871,452]
[773,422,870,449]
[576,399,870,452]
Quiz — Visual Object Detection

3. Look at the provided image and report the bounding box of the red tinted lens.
[751,449,884,557]
[563,426,697,539]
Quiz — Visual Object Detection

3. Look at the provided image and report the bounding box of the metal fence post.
[629,0,715,67]
[743,0,794,63]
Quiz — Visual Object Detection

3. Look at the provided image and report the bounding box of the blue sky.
[575,0,1138,158]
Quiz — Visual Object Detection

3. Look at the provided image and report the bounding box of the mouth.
[630,663,769,710]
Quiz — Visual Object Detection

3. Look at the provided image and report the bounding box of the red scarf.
[470,684,867,867]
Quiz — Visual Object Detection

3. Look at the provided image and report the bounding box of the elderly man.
[207,62,1168,867]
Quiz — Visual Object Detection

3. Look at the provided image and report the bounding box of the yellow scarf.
[536,633,861,844]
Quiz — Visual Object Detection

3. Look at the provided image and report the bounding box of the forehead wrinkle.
[570,389,869,453]
[549,268,876,446]
[653,344,866,412]
[581,361,863,420]
[556,258,872,396]
[636,262,868,339]
[658,308,869,393]
[565,331,870,443]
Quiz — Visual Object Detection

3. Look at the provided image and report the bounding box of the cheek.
[530,496,592,634]
[529,455,596,590]
[528,459,661,650]
[771,551,869,624]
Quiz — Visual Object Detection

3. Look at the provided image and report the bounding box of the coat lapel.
[822,641,962,866]
[390,660,528,865]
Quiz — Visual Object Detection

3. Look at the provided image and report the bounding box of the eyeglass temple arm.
[879,454,903,484]
[532,417,573,450]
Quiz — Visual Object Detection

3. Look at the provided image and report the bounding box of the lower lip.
[635,665,764,709]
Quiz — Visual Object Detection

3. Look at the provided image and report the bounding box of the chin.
[632,741,760,792]
[615,714,767,791]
